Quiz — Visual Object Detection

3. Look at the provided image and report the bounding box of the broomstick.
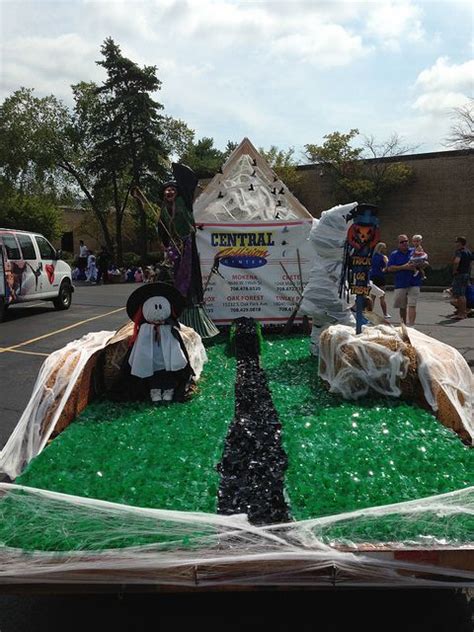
[296,248,312,334]
[279,261,304,334]
[202,255,228,294]
[130,186,182,254]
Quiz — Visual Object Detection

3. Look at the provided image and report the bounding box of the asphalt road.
[1,285,472,451]
[0,284,472,630]
[0,282,134,449]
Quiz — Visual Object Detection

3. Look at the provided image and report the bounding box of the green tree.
[258,145,302,192]
[0,40,192,262]
[95,37,169,260]
[0,86,117,254]
[179,137,227,178]
[161,116,195,159]
[223,140,238,160]
[304,129,414,204]
[0,185,62,241]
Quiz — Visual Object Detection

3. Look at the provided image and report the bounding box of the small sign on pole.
[340,204,380,334]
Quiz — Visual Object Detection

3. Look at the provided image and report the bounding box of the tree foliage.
[93,38,170,259]
[0,185,62,241]
[304,129,414,204]
[179,136,227,178]
[445,99,474,149]
[0,39,193,262]
[258,145,302,192]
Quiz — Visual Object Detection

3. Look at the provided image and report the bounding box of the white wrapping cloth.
[128,324,188,378]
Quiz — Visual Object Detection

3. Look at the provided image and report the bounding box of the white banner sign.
[196,220,314,324]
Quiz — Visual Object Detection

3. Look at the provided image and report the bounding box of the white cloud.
[0,34,102,103]
[269,24,368,68]
[83,0,372,66]
[412,57,473,116]
[365,0,425,50]
[403,55,473,148]
[0,0,470,153]
[82,0,157,41]
[415,56,474,93]
[413,90,470,114]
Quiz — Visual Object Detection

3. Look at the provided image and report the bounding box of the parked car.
[0,229,74,321]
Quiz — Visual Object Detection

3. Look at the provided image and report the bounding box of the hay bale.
[406,328,473,444]
[319,324,473,443]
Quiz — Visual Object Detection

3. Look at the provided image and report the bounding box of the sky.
[1,0,473,160]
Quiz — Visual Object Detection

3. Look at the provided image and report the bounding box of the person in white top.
[86,252,97,283]
[78,240,89,272]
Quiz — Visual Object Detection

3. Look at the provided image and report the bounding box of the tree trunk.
[112,173,125,266]
[115,215,123,266]
[131,191,148,261]
[59,160,114,256]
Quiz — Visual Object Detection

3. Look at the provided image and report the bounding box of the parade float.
[0,144,472,589]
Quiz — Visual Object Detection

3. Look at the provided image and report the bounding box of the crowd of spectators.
[72,260,166,286]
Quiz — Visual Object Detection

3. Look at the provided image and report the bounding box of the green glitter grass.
[1,333,473,552]
[17,341,235,512]
[263,335,474,543]
[0,341,236,551]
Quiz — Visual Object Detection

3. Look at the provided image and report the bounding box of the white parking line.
[0,307,125,354]
[0,348,49,357]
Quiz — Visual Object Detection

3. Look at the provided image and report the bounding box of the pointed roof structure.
[194,138,312,222]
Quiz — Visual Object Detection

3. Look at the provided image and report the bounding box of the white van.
[0,229,74,321]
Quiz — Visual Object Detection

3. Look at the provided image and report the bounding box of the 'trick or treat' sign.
[340,204,380,333]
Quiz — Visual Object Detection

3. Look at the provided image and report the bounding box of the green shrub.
[0,193,62,241]
[143,251,164,265]
[122,252,141,268]
[60,250,75,266]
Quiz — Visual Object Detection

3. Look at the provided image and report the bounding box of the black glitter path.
[217,318,290,525]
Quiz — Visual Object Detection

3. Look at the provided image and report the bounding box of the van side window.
[16,234,37,260]
[35,236,56,260]
[2,233,21,260]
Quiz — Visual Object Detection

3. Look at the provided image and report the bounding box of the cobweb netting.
[0,331,472,586]
[319,324,473,443]
[0,327,208,481]
[0,483,472,585]
[300,203,356,355]
[194,155,300,222]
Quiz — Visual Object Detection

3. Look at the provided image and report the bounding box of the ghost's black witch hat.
[126,283,186,321]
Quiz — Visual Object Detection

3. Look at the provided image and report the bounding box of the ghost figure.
[127,283,193,403]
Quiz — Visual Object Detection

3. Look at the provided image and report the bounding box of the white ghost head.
[142,296,171,324]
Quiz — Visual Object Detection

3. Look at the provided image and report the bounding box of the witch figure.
[159,163,219,338]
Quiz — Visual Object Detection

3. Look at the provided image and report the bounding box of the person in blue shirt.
[369,242,390,320]
[451,236,473,320]
[386,234,422,326]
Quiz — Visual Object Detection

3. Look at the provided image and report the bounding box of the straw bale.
[51,354,98,437]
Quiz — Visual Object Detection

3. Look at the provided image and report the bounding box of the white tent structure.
[194,138,315,325]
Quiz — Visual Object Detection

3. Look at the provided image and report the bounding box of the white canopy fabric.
[194,138,312,223]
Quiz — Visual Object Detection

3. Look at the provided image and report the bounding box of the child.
[410,234,429,279]
[86,252,97,283]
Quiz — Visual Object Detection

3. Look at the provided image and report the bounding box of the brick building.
[295,148,474,267]
[58,148,473,268]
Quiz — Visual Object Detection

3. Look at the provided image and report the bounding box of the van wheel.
[0,297,7,322]
[53,281,72,310]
